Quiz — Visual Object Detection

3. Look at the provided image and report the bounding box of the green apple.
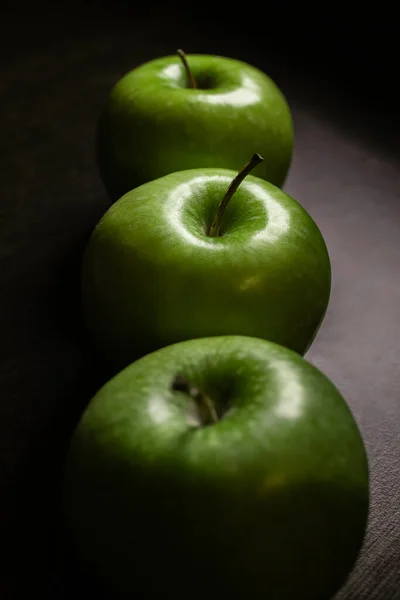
[96,50,294,200]
[63,335,369,600]
[82,156,331,368]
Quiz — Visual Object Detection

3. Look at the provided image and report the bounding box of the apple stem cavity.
[172,375,219,426]
[208,153,264,237]
[177,49,197,89]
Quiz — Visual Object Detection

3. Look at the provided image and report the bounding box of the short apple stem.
[177,49,197,89]
[172,375,219,426]
[208,153,264,237]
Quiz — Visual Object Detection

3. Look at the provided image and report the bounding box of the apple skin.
[82,168,331,369]
[96,54,294,201]
[63,335,369,600]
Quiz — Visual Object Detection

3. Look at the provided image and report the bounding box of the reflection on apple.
[97,50,294,200]
[82,155,331,369]
[64,335,369,600]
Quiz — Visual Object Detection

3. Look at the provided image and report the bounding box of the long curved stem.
[208,153,264,237]
[177,49,197,89]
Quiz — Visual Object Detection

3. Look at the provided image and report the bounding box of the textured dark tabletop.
[1,2,399,598]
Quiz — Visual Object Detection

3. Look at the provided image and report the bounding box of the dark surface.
[1,2,399,598]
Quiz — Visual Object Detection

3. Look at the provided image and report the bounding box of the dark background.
[1,1,399,598]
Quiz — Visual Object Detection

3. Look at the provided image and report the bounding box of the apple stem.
[172,375,219,425]
[208,153,264,237]
[177,49,197,89]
